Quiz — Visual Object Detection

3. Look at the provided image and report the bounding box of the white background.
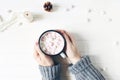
[0,0,120,80]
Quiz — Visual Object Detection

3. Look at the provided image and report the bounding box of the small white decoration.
[0,13,18,32]
[23,11,33,22]
[0,15,3,23]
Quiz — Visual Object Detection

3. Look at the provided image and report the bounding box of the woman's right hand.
[58,30,81,64]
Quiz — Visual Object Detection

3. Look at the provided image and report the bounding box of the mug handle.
[60,52,66,58]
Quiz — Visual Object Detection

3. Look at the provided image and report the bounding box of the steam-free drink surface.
[40,31,64,55]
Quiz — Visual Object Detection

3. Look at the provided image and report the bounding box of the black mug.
[38,30,66,58]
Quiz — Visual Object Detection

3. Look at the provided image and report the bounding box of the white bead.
[23,11,33,22]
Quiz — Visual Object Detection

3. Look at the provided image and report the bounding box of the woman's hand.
[34,42,54,66]
[58,30,81,64]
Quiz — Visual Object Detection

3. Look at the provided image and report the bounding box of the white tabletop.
[0,0,120,80]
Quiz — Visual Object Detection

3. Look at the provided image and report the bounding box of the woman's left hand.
[34,42,54,66]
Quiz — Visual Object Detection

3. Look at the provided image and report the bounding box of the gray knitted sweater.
[39,56,105,80]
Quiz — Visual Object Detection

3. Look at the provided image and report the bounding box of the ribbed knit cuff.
[69,56,91,74]
[39,64,60,80]
[69,56,105,80]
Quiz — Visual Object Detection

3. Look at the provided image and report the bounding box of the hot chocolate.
[39,31,65,55]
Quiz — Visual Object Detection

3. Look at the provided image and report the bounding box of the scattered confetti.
[100,67,107,71]
[103,11,106,15]
[109,18,112,22]
[87,18,91,22]
[100,68,104,71]
[66,8,70,11]
[115,41,119,46]
[88,9,92,13]
[8,10,12,13]
[18,22,23,26]
[71,5,75,8]
[66,5,75,12]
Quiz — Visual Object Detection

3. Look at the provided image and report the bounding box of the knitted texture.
[39,64,60,80]
[69,56,105,80]
[39,56,105,80]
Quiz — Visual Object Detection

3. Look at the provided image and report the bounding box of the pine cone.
[43,1,53,12]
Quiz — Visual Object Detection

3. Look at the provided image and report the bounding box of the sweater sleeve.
[69,56,105,80]
[39,64,61,80]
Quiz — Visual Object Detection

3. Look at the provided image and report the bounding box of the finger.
[64,31,76,45]
[56,29,65,34]
[34,42,41,53]
[62,31,72,45]
[34,41,46,57]
[64,31,73,44]
[33,51,42,64]
[56,30,71,43]
[33,50,40,59]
